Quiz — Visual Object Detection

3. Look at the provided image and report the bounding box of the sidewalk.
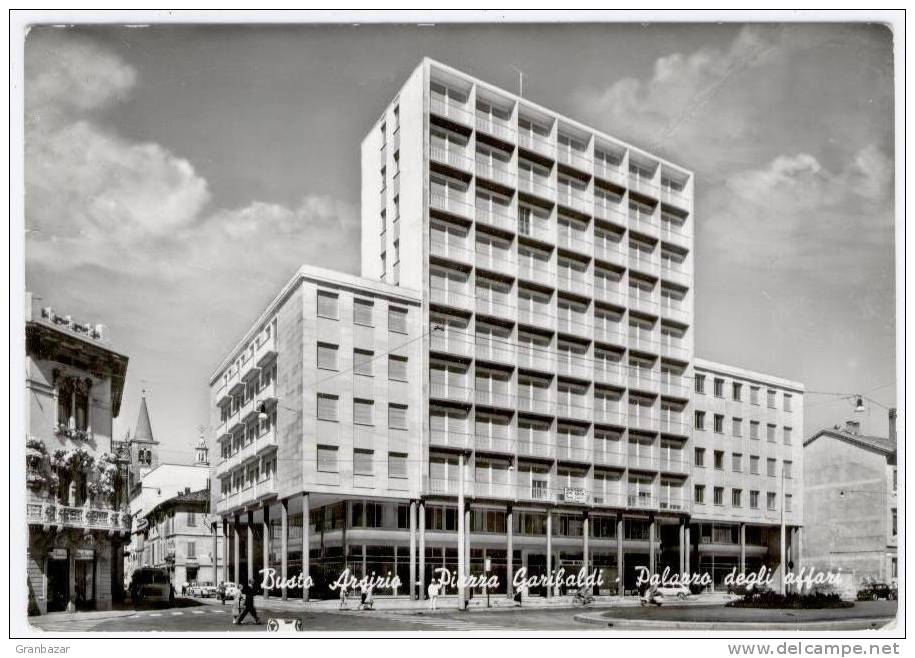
[30,609,138,624]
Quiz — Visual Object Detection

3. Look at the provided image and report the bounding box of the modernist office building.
[209,58,802,599]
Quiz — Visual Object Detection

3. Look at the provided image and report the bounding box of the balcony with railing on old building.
[430,184,475,221]
[475,333,516,366]
[517,293,555,331]
[660,327,690,362]
[518,116,556,161]
[557,180,593,218]
[429,273,474,312]
[628,160,660,199]
[517,206,555,244]
[660,211,692,250]
[594,145,627,187]
[628,280,661,318]
[518,167,556,204]
[593,231,627,269]
[516,340,555,373]
[660,171,692,213]
[659,370,690,400]
[661,250,691,288]
[517,252,555,288]
[556,348,592,382]
[430,138,474,175]
[475,282,516,321]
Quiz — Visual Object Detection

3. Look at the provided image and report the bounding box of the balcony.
[518,216,554,244]
[255,332,277,366]
[255,476,278,501]
[557,189,593,216]
[594,242,627,267]
[661,264,691,288]
[557,231,593,257]
[660,185,691,211]
[557,274,591,297]
[594,162,627,187]
[628,175,659,198]
[475,112,516,143]
[628,253,662,278]
[659,455,689,475]
[518,177,556,203]
[430,286,474,312]
[475,338,515,365]
[475,388,514,409]
[628,332,659,355]
[476,159,517,189]
[430,94,474,127]
[430,330,474,358]
[628,413,660,433]
[628,369,660,394]
[594,364,625,388]
[593,449,625,468]
[518,132,557,160]
[475,295,516,321]
[430,382,474,404]
[379,187,387,210]
[516,396,556,417]
[27,497,131,532]
[517,262,555,287]
[516,481,553,502]
[430,238,473,264]
[593,407,626,426]
[593,201,628,227]
[516,438,555,460]
[628,492,658,510]
[557,149,592,173]
[517,347,554,372]
[593,286,626,307]
[429,429,472,450]
[430,191,474,220]
[628,294,661,317]
[660,377,690,399]
[556,400,591,421]
[257,380,277,406]
[594,326,626,347]
[658,493,688,511]
[517,306,555,330]
[660,340,690,362]
[556,356,591,381]
[475,204,516,233]
[431,144,474,173]
[475,250,517,277]
[660,221,692,249]
[591,490,626,507]
[474,433,515,454]
[473,480,515,499]
[424,476,473,496]
[556,316,591,338]
[661,303,690,326]
[256,426,278,455]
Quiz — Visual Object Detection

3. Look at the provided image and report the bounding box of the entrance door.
[526,554,547,597]
[74,559,95,610]
[46,555,70,612]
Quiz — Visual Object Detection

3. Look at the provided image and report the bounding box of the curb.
[574,613,895,631]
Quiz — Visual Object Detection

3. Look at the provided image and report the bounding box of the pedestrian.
[513,583,523,607]
[339,582,348,610]
[234,579,261,625]
[218,581,226,605]
[427,579,440,611]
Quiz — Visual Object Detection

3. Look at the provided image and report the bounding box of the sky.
[23,21,897,464]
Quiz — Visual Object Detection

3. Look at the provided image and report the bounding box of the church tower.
[127,393,159,491]
[195,433,209,466]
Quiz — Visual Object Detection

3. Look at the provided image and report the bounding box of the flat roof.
[694,357,805,393]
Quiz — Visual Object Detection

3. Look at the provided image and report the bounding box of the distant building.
[25,295,131,615]
[803,413,898,587]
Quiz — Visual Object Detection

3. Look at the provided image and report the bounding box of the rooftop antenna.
[510,65,524,98]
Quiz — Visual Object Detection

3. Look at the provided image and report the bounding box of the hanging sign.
[75,548,95,560]
[50,548,68,560]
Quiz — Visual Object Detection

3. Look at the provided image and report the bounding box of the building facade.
[25,295,131,614]
[691,359,804,588]
[803,416,897,588]
[209,265,424,597]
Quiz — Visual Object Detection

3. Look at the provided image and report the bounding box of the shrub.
[727,591,853,609]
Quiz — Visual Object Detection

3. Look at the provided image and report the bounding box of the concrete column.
[246,512,255,585]
[464,504,471,580]
[795,527,803,579]
[546,509,553,598]
[648,515,656,574]
[582,511,590,584]
[302,493,310,602]
[684,523,691,574]
[262,505,270,598]
[506,504,513,599]
[233,515,240,585]
[418,501,426,599]
[739,523,746,574]
[280,499,289,600]
[678,518,685,573]
[616,515,624,596]
[457,453,465,607]
[409,500,417,600]
[221,519,229,584]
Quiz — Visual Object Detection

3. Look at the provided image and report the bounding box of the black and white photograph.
[8,8,906,649]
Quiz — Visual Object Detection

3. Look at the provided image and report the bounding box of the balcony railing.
[430,382,474,404]
[27,498,131,532]
[628,413,660,433]
[660,340,690,362]
[475,250,517,276]
[658,495,688,511]
[628,254,662,278]
[556,356,591,380]
[628,175,659,198]
[431,145,474,172]
[628,294,661,317]
[594,326,626,347]
[593,286,626,307]
[557,149,592,173]
[557,274,591,297]
[429,286,474,311]
[591,490,626,507]
[476,159,517,188]
[256,427,278,455]
[628,369,660,393]
[429,429,472,450]
[661,304,690,325]
[556,316,591,338]
[430,331,474,357]
[475,205,516,233]
[430,191,474,219]
[474,480,515,499]
[518,132,557,160]
[659,456,689,475]
[430,95,473,126]
[593,364,625,387]
[660,186,690,210]
[660,221,692,248]
[628,332,660,354]
[628,492,658,509]
[475,112,516,143]
[517,347,554,372]
[516,396,556,417]
[593,450,625,467]
[518,177,556,202]
[475,295,516,320]
[255,332,277,366]
[593,407,625,426]
[430,238,473,263]
[516,481,553,502]
[557,189,593,215]
[518,217,554,243]
[594,242,627,266]
[557,231,593,257]
[475,388,514,409]
[629,210,660,239]
[517,306,555,330]
[475,338,515,364]
[517,262,555,287]
[661,264,691,288]
[594,162,626,186]
[474,434,515,454]
[424,477,474,496]
[660,377,690,399]
[593,201,628,226]
[556,400,591,421]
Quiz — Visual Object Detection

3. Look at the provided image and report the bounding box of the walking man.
[234,580,261,625]
[427,579,440,611]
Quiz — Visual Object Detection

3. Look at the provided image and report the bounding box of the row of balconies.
[26,496,131,532]
[216,380,277,439]
[215,426,279,477]
[432,98,690,211]
[215,475,279,514]
[216,331,277,401]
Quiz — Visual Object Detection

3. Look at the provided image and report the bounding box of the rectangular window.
[732,417,743,437]
[714,450,724,470]
[389,452,408,479]
[750,421,760,440]
[732,382,742,401]
[695,374,705,394]
[186,541,196,559]
[354,299,374,326]
[388,403,408,430]
[317,445,338,473]
[732,489,742,508]
[714,378,725,398]
[767,458,776,477]
[353,398,374,426]
[714,487,724,506]
[354,449,374,475]
[784,393,792,412]
[694,447,705,467]
[750,386,760,405]
[186,512,196,527]
[767,389,776,409]
[714,414,724,433]
[317,290,339,319]
[317,342,339,370]
[767,423,776,442]
[750,455,760,474]
[783,427,792,445]
[354,349,374,376]
[785,494,793,513]
[694,410,705,430]
[388,355,408,381]
[750,490,760,509]
[317,393,338,421]
[694,485,705,504]
[783,460,793,479]
[389,306,408,333]
[767,492,777,510]
[732,453,743,472]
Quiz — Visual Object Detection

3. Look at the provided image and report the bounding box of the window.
[750,420,760,440]
[354,299,374,326]
[783,427,792,445]
[732,489,742,508]
[767,458,776,477]
[783,460,793,479]
[317,290,339,319]
[694,447,705,467]
[317,393,338,421]
[317,445,338,473]
[783,393,793,412]
[694,410,706,430]
[714,378,725,398]
[393,105,400,132]
[713,414,724,433]
[785,494,793,513]
[750,491,760,508]
[732,453,743,472]
[380,251,386,277]
[186,541,196,559]
[388,403,408,429]
[353,399,374,426]
[393,237,400,263]
[354,449,374,475]
[388,355,408,381]
[732,417,743,437]
[380,122,386,145]
[750,386,760,405]
[389,452,408,479]
[893,510,897,536]
[57,379,90,431]
[767,492,777,510]
[750,455,760,474]
[767,389,776,409]
[354,349,374,377]
[186,512,196,527]
[694,485,705,504]
[766,423,776,443]
[695,374,706,394]
[714,450,724,470]
[317,342,338,370]
[714,487,724,506]
[389,306,408,333]
[732,382,742,401]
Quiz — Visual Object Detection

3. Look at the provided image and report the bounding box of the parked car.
[857,583,896,601]
[218,582,240,600]
[188,582,215,597]
[200,583,218,598]
[654,583,690,599]
[129,568,174,606]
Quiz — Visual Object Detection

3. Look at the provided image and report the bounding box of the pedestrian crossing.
[370,612,508,632]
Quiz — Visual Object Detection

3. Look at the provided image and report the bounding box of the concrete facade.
[803,419,897,588]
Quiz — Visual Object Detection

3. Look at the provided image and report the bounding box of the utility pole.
[779,465,786,595]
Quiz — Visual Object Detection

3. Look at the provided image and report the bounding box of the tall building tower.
[126,395,159,492]
[195,433,209,467]
[360,58,695,592]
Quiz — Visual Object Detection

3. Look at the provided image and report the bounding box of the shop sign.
[49,548,68,560]
[563,487,587,503]
[75,548,95,560]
